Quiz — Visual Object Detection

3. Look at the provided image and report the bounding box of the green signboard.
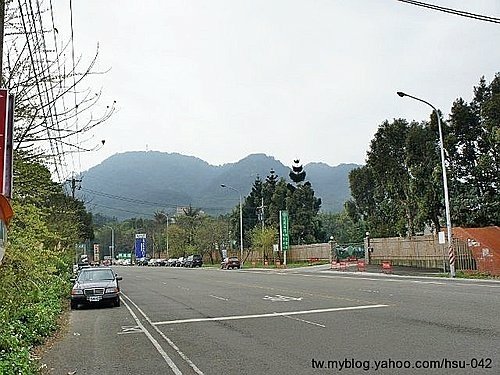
[280,210,290,251]
[117,253,132,259]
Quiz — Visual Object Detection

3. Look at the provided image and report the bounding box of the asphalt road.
[42,265,500,375]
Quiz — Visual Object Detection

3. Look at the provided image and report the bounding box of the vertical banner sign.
[93,244,100,262]
[135,234,147,258]
[279,210,289,252]
[0,89,8,195]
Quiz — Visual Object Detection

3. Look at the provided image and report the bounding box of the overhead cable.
[396,0,500,24]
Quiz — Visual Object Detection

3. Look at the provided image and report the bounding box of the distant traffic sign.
[280,210,289,251]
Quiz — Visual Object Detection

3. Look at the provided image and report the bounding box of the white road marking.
[177,286,190,291]
[122,299,183,375]
[283,315,326,328]
[118,325,142,335]
[153,304,388,326]
[263,294,303,302]
[122,293,204,375]
[209,295,229,301]
[410,280,446,285]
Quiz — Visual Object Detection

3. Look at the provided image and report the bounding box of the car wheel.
[70,301,78,310]
[114,297,121,307]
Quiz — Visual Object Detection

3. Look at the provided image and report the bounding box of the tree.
[286,182,322,244]
[319,211,366,244]
[175,206,203,250]
[3,2,115,178]
[194,216,229,264]
[250,226,277,262]
[12,151,93,247]
[349,119,443,237]
[446,75,500,226]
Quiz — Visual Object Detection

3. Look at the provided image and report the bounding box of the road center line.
[122,299,182,375]
[153,304,388,326]
[122,293,204,375]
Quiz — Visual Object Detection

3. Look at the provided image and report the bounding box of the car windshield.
[78,269,115,282]
[228,257,239,261]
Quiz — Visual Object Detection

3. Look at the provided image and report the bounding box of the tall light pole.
[166,214,170,258]
[221,184,244,264]
[106,226,115,263]
[397,91,455,277]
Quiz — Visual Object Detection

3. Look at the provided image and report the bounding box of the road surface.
[42,265,499,374]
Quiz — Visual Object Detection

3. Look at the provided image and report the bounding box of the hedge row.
[0,242,72,374]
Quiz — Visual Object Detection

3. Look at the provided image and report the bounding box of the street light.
[397,91,455,277]
[105,225,115,263]
[221,184,244,264]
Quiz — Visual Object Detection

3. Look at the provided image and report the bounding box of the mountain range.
[76,151,361,220]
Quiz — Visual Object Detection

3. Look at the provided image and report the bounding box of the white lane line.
[122,299,182,375]
[209,295,229,301]
[283,315,326,328]
[122,293,204,375]
[153,304,388,326]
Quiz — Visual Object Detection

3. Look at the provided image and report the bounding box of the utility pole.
[256,197,266,231]
[0,0,5,83]
[67,176,82,199]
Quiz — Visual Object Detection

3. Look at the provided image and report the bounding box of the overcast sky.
[53,0,500,173]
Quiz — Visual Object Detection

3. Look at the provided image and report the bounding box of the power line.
[80,187,233,213]
[396,0,500,24]
[88,202,155,217]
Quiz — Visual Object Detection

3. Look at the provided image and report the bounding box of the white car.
[147,259,157,266]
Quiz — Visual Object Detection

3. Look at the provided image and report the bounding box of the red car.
[221,257,241,270]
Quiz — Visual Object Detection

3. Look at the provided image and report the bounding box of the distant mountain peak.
[79,151,360,220]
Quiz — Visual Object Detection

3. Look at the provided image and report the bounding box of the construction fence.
[366,235,477,272]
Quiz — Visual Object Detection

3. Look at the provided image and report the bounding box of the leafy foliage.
[348,74,500,237]
[446,75,500,226]
[0,154,87,373]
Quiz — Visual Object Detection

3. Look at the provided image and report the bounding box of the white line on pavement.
[209,295,229,301]
[122,293,204,375]
[122,299,183,375]
[153,304,388,326]
[283,315,326,328]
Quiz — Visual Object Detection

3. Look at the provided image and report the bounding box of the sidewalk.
[245,262,444,276]
[329,262,445,277]
[244,262,500,283]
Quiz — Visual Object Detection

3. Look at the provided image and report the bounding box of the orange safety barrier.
[357,259,366,272]
[381,260,392,273]
[339,261,348,271]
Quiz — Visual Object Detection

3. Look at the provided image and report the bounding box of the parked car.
[221,257,241,270]
[156,258,167,266]
[185,254,203,268]
[167,258,178,267]
[70,267,122,309]
[176,257,186,267]
[147,258,158,266]
[136,257,150,266]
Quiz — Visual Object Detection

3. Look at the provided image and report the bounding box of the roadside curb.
[242,265,500,284]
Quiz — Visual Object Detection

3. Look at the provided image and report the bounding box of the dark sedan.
[221,257,241,270]
[70,267,122,309]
